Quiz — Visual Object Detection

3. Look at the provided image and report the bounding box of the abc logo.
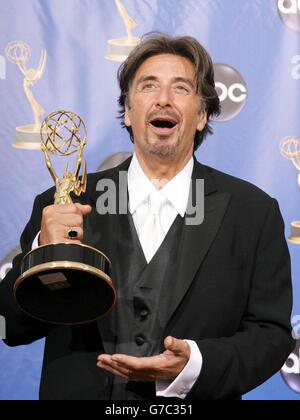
[277,0,300,32]
[281,339,300,394]
[278,0,300,13]
[213,64,247,122]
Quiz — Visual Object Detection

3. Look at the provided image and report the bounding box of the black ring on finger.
[67,228,79,239]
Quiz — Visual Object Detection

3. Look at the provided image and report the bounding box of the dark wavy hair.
[117,33,221,151]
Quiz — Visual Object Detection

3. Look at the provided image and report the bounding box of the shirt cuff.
[156,339,202,399]
[32,231,41,250]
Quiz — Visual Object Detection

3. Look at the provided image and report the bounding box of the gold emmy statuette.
[14,111,117,325]
[105,0,140,62]
[280,136,300,245]
[5,41,47,150]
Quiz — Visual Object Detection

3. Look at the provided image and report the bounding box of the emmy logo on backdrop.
[280,136,300,244]
[105,0,140,62]
[5,41,47,150]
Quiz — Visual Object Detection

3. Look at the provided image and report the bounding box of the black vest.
[110,212,184,400]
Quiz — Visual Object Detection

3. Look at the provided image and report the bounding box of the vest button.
[140,309,149,319]
[135,335,146,346]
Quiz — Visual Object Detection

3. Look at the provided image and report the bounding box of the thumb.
[164,336,184,354]
[75,203,92,216]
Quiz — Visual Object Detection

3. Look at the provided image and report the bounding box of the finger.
[97,361,129,379]
[64,239,82,245]
[98,354,131,375]
[108,354,182,382]
[99,354,153,378]
[111,354,164,371]
[56,215,84,228]
[164,336,174,350]
[40,226,83,245]
[64,227,84,242]
[98,364,129,380]
[44,204,82,215]
[164,336,188,356]
[47,225,84,242]
[104,360,130,377]
[111,354,144,369]
[98,354,113,363]
[75,203,92,216]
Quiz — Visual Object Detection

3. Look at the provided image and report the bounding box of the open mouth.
[150,118,177,129]
[148,117,179,135]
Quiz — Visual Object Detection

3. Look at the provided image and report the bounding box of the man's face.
[125,54,207,161]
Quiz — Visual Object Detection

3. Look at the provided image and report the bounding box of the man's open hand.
[97,336,191,381]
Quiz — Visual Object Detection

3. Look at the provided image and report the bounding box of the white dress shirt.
[128,154,192,261]
[128,154,202,399]
[32,153,203,399]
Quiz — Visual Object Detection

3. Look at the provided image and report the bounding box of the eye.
[138,83,159,93]
[173,84,191,95]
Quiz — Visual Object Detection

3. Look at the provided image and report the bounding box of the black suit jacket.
[0,157,295,400]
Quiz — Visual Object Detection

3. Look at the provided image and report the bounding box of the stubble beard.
[144,131,181,158]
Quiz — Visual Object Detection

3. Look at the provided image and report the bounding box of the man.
[0,34,295,400]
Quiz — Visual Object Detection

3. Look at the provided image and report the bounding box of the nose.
[155,85,173,107]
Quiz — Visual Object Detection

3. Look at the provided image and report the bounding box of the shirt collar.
[162,157,194,217]
[128,153,194,217]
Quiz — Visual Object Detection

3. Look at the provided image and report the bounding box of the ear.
[197,110,207,132]
[124,102,132,128]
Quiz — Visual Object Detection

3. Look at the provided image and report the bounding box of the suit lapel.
[85,158,133,354]
[161,160,232,327]
[84,208,117,354]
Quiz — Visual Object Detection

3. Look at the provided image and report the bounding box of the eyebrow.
[135,75,196,90]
